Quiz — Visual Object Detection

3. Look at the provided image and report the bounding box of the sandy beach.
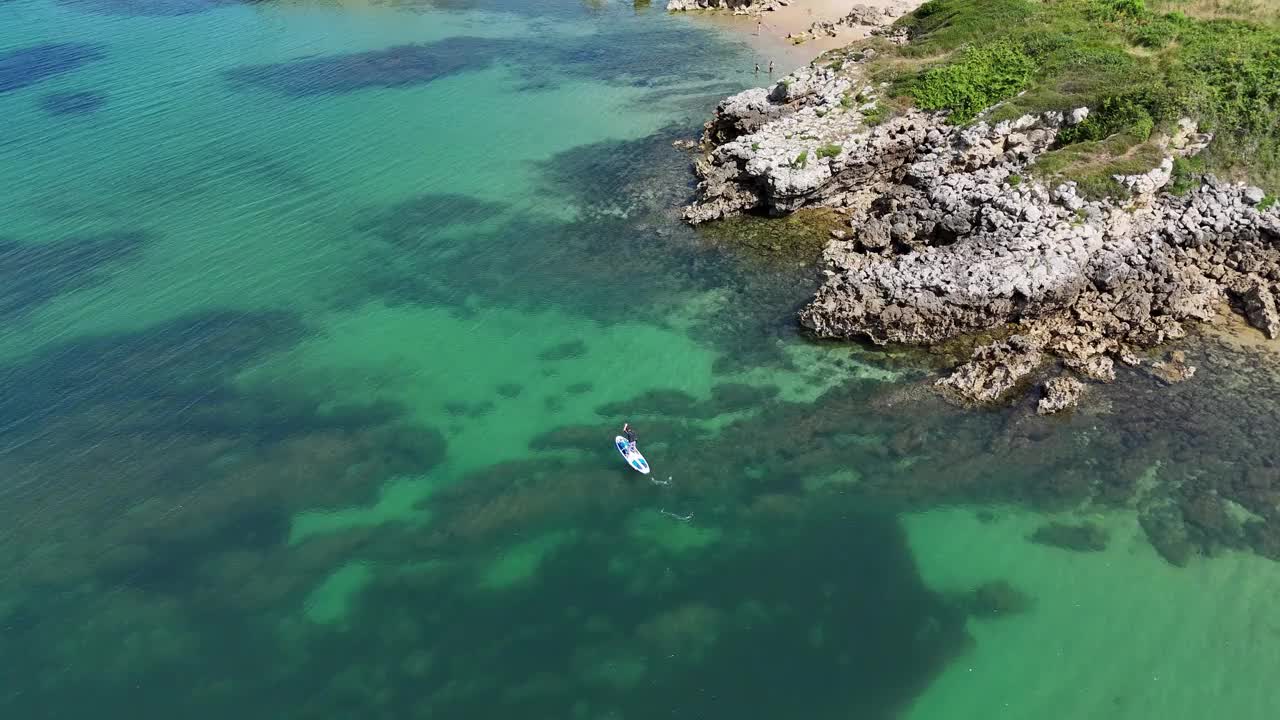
[677,0,919,67]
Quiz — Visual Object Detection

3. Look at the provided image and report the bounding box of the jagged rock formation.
[684,53,1280,406]
[797,3,904,40]
[1037,375,1083,415]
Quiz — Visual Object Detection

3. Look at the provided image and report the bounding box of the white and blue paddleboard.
[615,435,650,475]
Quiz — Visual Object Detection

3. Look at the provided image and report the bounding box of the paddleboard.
[615,435,651,475]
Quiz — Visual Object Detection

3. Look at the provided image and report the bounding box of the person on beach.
[622,422,638,452]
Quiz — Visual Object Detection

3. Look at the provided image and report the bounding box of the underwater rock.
[965,580,1034,619]
[58,0,255,16]
[1150,350,1196,385]
[1139,504,1195,566]
[1028,521,1108,552]
[39,89,107,115]
[0,42,104,94]
[596,388,703,418]
[496,382,523,399]
[708,382,779,412]
[0,231,148,322]
[635,603,724,661]
[1244,518,1280,560]
[227,38,512,96]
[538,339,588,362]
[1179,492,1243,551]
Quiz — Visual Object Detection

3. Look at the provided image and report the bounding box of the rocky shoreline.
[683,48,1280,412]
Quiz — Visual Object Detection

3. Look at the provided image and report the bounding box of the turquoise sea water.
[3,1,1280,718]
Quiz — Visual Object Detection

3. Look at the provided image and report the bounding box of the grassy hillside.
[847,0,1280,196]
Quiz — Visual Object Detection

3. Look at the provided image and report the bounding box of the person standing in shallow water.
[754,62,760,75]
[768,59,774,75]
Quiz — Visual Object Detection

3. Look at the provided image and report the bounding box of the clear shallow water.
[3,1,1280,718]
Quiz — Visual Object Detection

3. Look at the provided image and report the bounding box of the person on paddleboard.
[622,422,638,452]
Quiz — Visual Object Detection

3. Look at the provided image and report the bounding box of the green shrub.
[1057,88,1175,145]
[816,143,843,159]
[1260,195,1278,211]
[840,92,856,109]
[792,150,809,169]
[1088,0,1145,22]
[863,103,889,126]
[915,0,944,18]
[751,142,760,151]
[1007,174,1022,186]
[873,0,1280,194]
[911,41,1037,122]
[1167,155,1204,195]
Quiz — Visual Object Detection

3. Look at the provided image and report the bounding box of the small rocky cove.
[683,48,1280,413]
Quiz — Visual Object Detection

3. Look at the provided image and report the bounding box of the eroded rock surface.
[684,51,1280,406]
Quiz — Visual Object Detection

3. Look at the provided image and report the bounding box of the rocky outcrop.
[1239,278,1280,338]
[684,51,1280,407]
[800,3,904,39]
[936,335,1042,404]
[1037,375,1083,415]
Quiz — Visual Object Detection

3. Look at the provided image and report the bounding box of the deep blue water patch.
[57,0,260,16]
[226,37,519,96]
[0,232,147,322]
[0,42,104,94]
[39,89,106,115]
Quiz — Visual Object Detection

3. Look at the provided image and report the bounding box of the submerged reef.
[0,42,104,94]
[0,231,148,321]
[226,38,511,96]
[1029,521,1109,552]
[39,89,107,115]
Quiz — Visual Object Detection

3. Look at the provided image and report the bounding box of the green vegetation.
[1007,174,1023,186]
[869,0,1280,192]
[1168,154,1206,194]
[792,150,809,169]
[1262,194,1278,210]
[862,103,889,126]
[912,41,1037,123]
[696,207,843,264]
[816,143,844,159]
[840,92,856,109]
[751,142,761,151]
